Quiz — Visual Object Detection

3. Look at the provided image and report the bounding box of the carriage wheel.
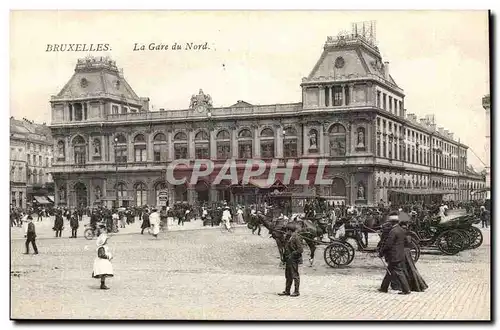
[467,227,483,249]
[342,241,355,265]
[436,230,463,255]
[323,242,350,268]
[457,229,471,250]
[409,238,421,263]
[84,228,94,240]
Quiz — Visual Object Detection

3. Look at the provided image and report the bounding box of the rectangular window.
[27,154,31,165]
[383,93,387,110]
[174,145,188,160]
[389,96,393,112]
[382,140,387,158]
[261,141,275,158]
[377,139,381,156]
[217,143,231,160]
[19,192,23,207]
[284,140,297,158]
[134,148,146,162]
[112,105,119,115]
[238,143,253,159]
[39,156,42,165]
[324,88,330,107]
[399,101,403,116]
[195,145,209,159]
[116,148,127,163]
[377,91,381,108]
[333,86,343,106]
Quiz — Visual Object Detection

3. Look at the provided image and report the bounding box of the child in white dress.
[92,233,114,290]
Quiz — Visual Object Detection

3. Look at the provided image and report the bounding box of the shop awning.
[33,196,52,204]
[472,187,490,195]
[388,189,455,196]
[47,196,55,203]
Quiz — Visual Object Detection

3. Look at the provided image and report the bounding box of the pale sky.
[9,10,490,169]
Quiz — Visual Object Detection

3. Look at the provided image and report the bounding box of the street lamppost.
[207,111,213,204]
[113,137,119,208]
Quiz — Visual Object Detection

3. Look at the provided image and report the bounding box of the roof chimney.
[383,61,390,80]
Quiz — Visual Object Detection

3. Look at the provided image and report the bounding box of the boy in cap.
[24,216,38,254]
[278,223,303,297]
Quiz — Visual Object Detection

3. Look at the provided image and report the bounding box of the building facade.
[49,28,483,208]
[482,94,491,194]
[10,117,54,208]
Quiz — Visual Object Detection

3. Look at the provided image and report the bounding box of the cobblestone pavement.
[11,223,490,320]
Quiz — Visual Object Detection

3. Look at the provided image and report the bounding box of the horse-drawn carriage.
[406,213,483,255]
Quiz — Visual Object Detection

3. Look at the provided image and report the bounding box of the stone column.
[188,130,195,159]
[66,136,73,164]
[341,85,346,106]
[330,86,335,107]
[145,133,152,161]
[253,125,261,158]
[231,129,238,159]
[167,131,174,161]
[109,135,115,163]
[128,133,134,163]
[303,125,309,156]
[319,86,325,107]
[319,125,325,155]
[209,130,217,160]
[275,125,283,158]
[54,181,60,206]
[349,84,355,105]
[323,127,330,157]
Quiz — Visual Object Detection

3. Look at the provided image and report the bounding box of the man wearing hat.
[278,223,303,297]
[24,215,38,255]
[378,211,411,295]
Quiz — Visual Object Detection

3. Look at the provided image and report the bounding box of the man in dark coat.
[70,212,79,238]
[53,211,64,238]
[141,209,151,234]
[24,216,38,254]
[278,223,304,297]
[379,211,411,294]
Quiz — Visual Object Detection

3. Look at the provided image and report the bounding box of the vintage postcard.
[9,10,491,320]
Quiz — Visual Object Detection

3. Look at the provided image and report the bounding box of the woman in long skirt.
[92,233,114,290]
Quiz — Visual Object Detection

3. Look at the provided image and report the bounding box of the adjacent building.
[10,117,54,208]
[482,94,491,199]
[48,25,485,208]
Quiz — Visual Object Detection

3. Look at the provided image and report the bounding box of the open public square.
[10,216,490,320]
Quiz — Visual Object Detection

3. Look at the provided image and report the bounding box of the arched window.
[383,178,387,188]
[114,134,128,163]
[216,130,231,160]
[376,178,382,188]
[115,182,127,198]
[238,129,253,158]
[33,170,38,185]
[92,138,101,159]
[74,103,83,121]
[134,134,147,162]
[329,124,346,157]
[283,127,298,158]
[194,130,209,159]
[174,132,188,159]
[153,133,167,162]
[134,182,148,206]
[57,141,65,160]
[394,179,399,188]
[331,178,347,196]
[73,136,86,166]
[260,128,275,158]
[400,179,405,188]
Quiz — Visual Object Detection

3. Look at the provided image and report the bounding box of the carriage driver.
[278,223,304,297]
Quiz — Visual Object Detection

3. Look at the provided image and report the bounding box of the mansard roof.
[52,56,142,106]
